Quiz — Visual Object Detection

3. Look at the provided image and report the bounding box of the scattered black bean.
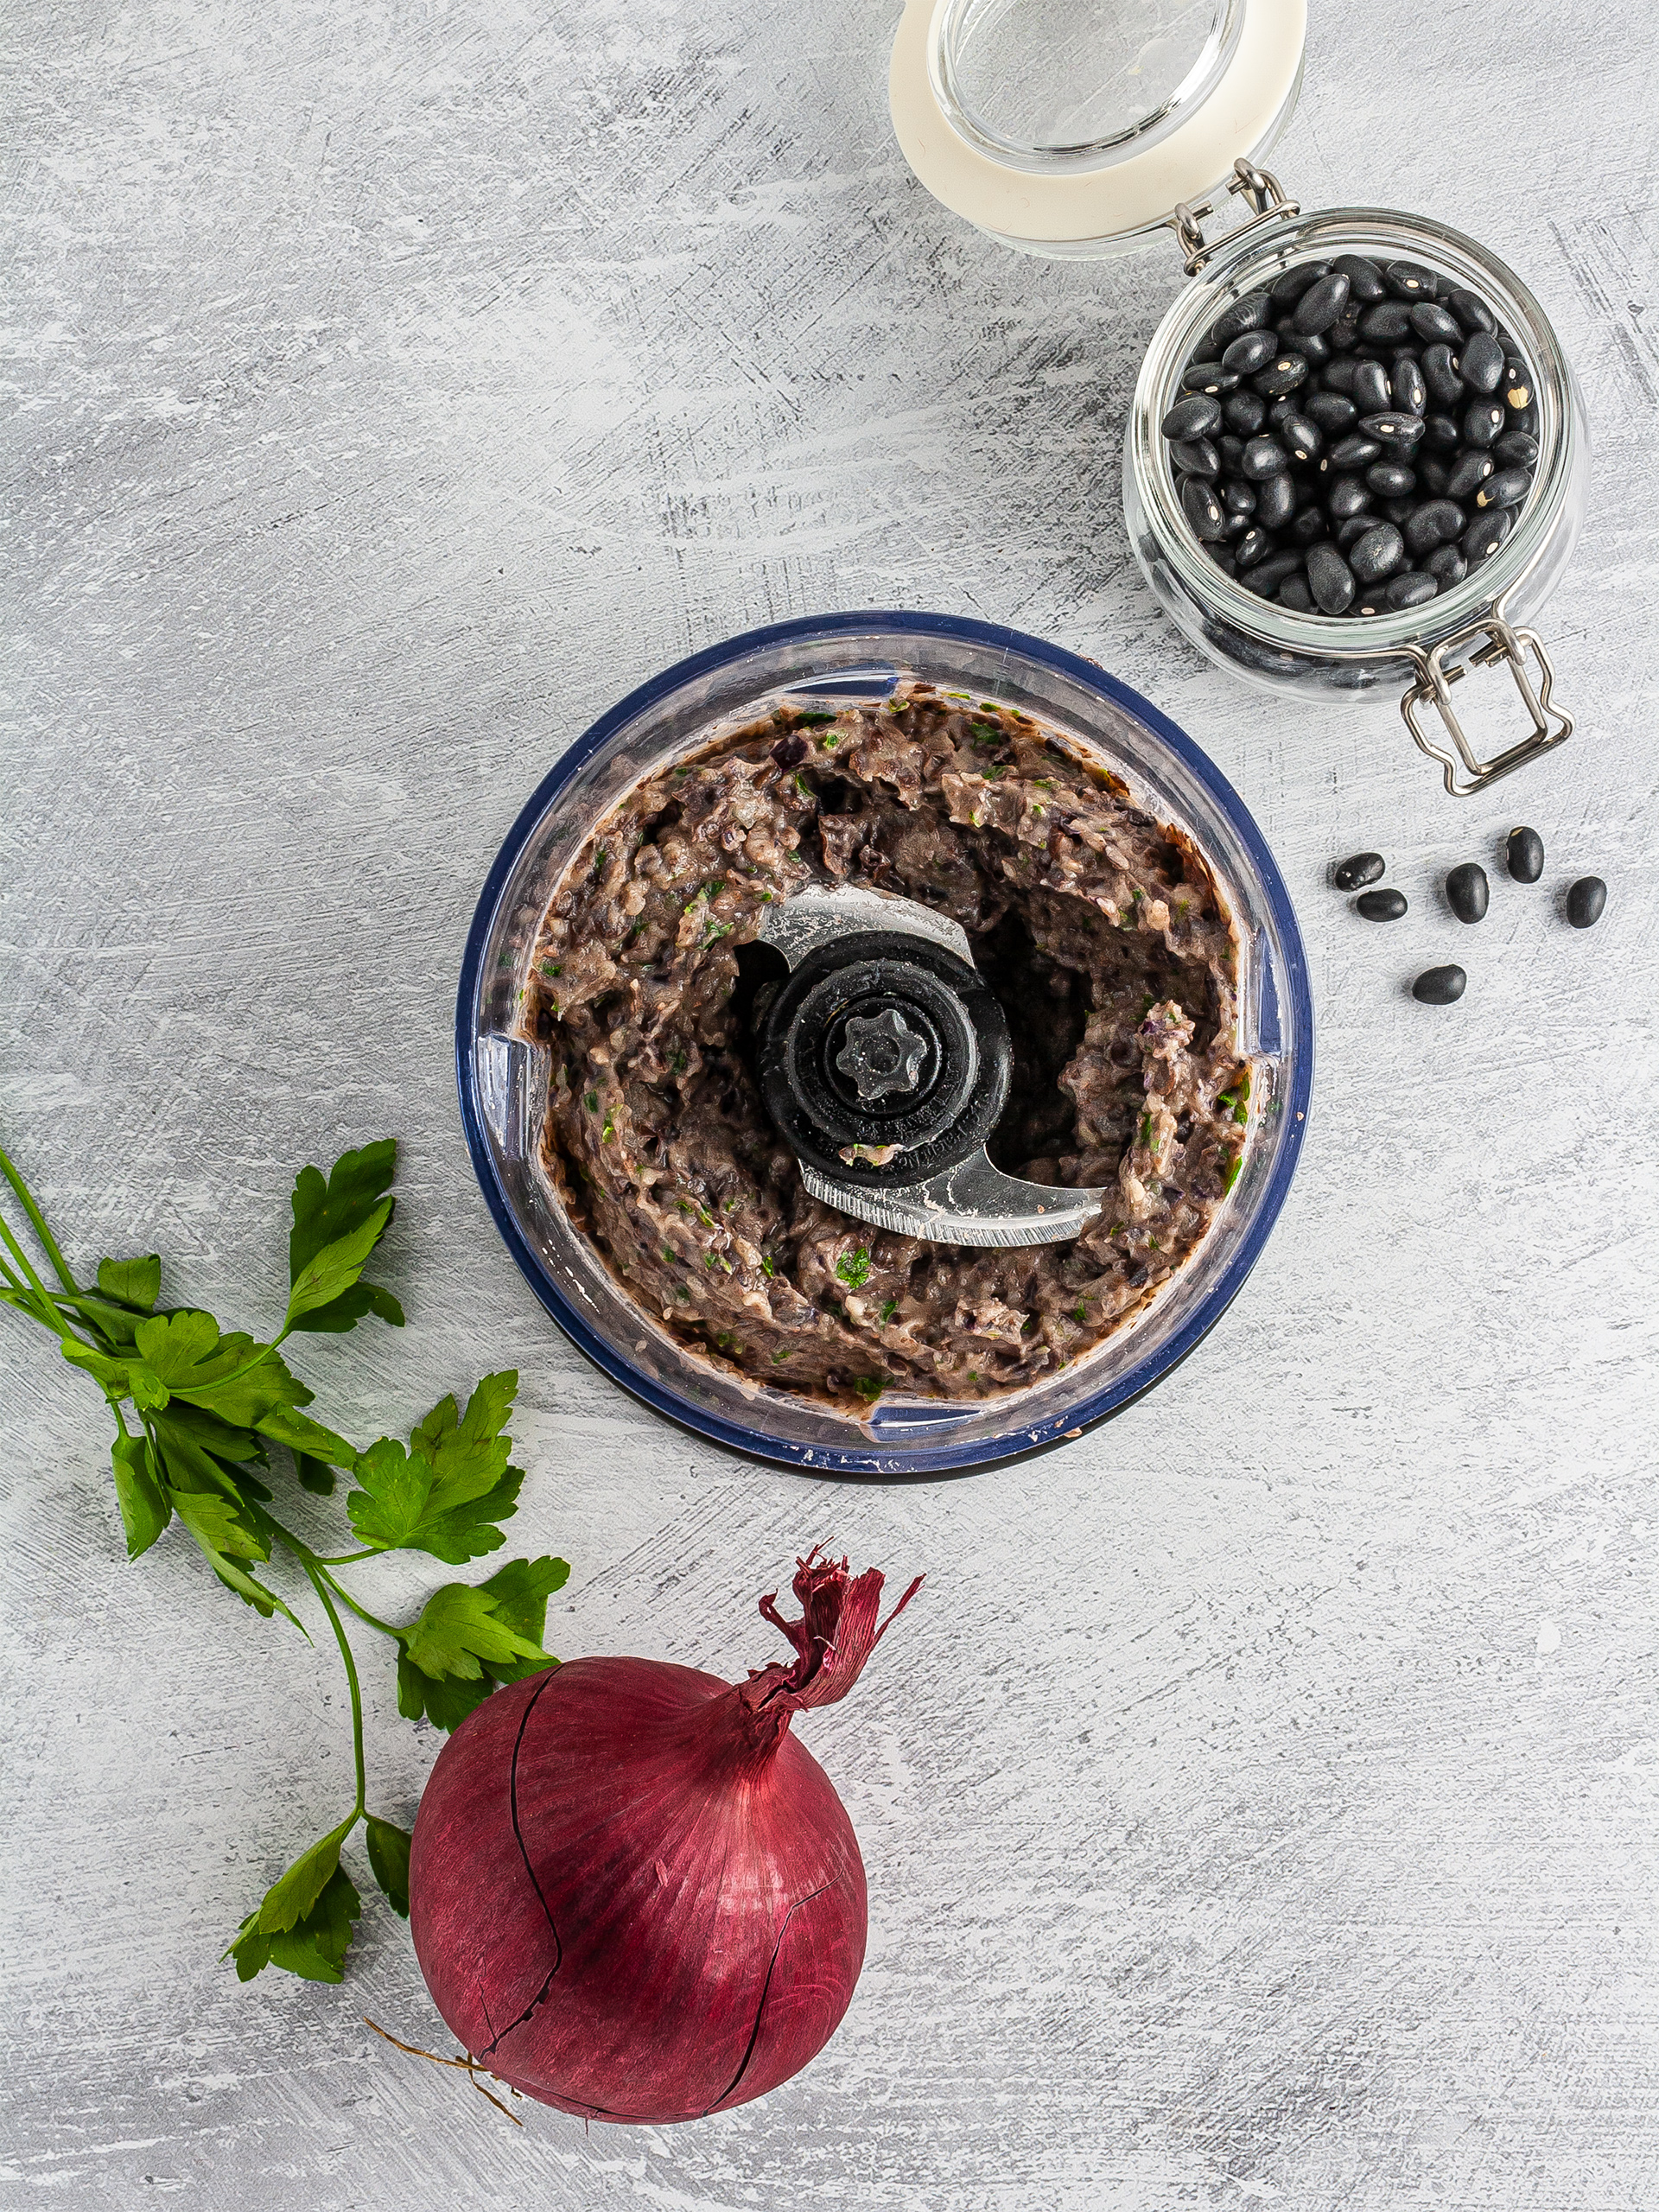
[1171,261,1538,620]
[1356,887,1408,920]
[1446,861,1490,922]
[1332,851,1386,890]
[1414,964,1467,1004]
[1566,875,1606,929]
[1506,825,1544,882]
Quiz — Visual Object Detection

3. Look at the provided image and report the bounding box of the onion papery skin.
[409,1655,868,2123]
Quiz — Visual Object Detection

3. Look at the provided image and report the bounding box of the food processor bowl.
[456,612,1313,1477]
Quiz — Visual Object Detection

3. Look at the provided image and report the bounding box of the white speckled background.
[4,0,1658,2203]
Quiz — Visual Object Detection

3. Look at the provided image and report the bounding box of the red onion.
[408,1549,921,2123]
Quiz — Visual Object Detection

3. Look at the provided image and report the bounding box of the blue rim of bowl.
[456,610,1313,1478]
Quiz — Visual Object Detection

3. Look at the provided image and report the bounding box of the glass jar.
[889,2,1588,793]
[457,612,1313,1478]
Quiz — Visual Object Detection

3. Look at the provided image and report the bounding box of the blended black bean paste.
[522,685,1253,1408]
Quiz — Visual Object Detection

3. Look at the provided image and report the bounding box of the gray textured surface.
[3,0,1658,2204]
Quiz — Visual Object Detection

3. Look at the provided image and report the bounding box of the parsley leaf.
[365,1818,412,1918]
[285,1142,404,1334]
[110,1433,169,1558]
[836,1247,872,1289]
[228,1862,361,1985]
[96,1254,161,1310]
[346,1371,523,1562]
[397,1555,567,1732]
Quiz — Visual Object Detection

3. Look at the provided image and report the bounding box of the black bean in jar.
[1163,257,1539,623]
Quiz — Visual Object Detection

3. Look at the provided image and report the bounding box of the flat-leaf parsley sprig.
[0,1135,568,1988]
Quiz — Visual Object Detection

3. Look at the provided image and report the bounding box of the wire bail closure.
[1399,610,1573,797]
[1170,158,1300,276]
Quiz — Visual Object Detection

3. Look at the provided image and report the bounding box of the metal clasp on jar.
[1399,611,1572,797]
[1170,159,1300,277]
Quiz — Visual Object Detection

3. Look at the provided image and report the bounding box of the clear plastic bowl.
[455,613,1313,1477]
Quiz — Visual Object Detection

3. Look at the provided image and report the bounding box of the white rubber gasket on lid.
[889,0,1306,248]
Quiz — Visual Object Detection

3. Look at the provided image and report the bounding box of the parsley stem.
[316,1569,401,1642]
[299,1557,367,1818]
[313,1548,379,1566]
[0,1142,79,1296]
[262,1519,402,1643]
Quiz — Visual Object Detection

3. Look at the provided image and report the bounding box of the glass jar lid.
[890,0,1306,251]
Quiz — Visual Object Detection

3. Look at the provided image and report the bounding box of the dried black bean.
[1464,399,1506,448]
[1207,291,1274,349]
[1446,448,1494,499]
[1360,410,1427,450]
[1305,390,1358,432]
[1293,270,1351,334]
[1446,861,1489,922]
[1349,523,1405,583]
[1241,435,1288,480]
[1351,359,1392,413]
[1409,302,1463,346]
[1223,389,1268,435]
[1277,575,1315,611]
[1463,508,1512,563]
[1329,431,1383,469]
[1332,851,1385,890]
[1169,436,1220,478]
[1281,330,1332,368]
[1328,475,1372,521]
[1254,353,1310,398]
[1334,514,1374,550]
[1402,499,1465,556]
[1322,355,1362,395]
[1421,344,1462,407]
[1220,477,1256,513]
[1424,543,1467,589]
[1307,543,1357,613]
[1506,826,1544,882]
[1503,360,1533,416]
[1208,545,1238,575]
[1276,414,1321,463]
[1422,412,1461,453]
[1235,526,1274,569]
[1413,964,1466,1004]
[1182,359,1240,396]
[1456,328,1504,393]
[1494,429,1539,467]
[1419,458,1452,495]
[1243,549,1305,595]
[1163,392,1224,440]
[1332,254,1388,302]
[1446,287,1496,335]
[1367,461,1416,498]
[1359,301,1413,341]
[1270,260,1330,307]
[1390,353,1427,416]
[1356,887,1408,920]
[1220,508,1250,539]
[1255,473,1297,529]
[1566,876,1606,929]
[1385,570,1438,609]
[1180,475,1227,540]
[1385,260,1438,300]
[1223,329,1279,376]
[1287,505,1328,547]
[1474,467,1531,511]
